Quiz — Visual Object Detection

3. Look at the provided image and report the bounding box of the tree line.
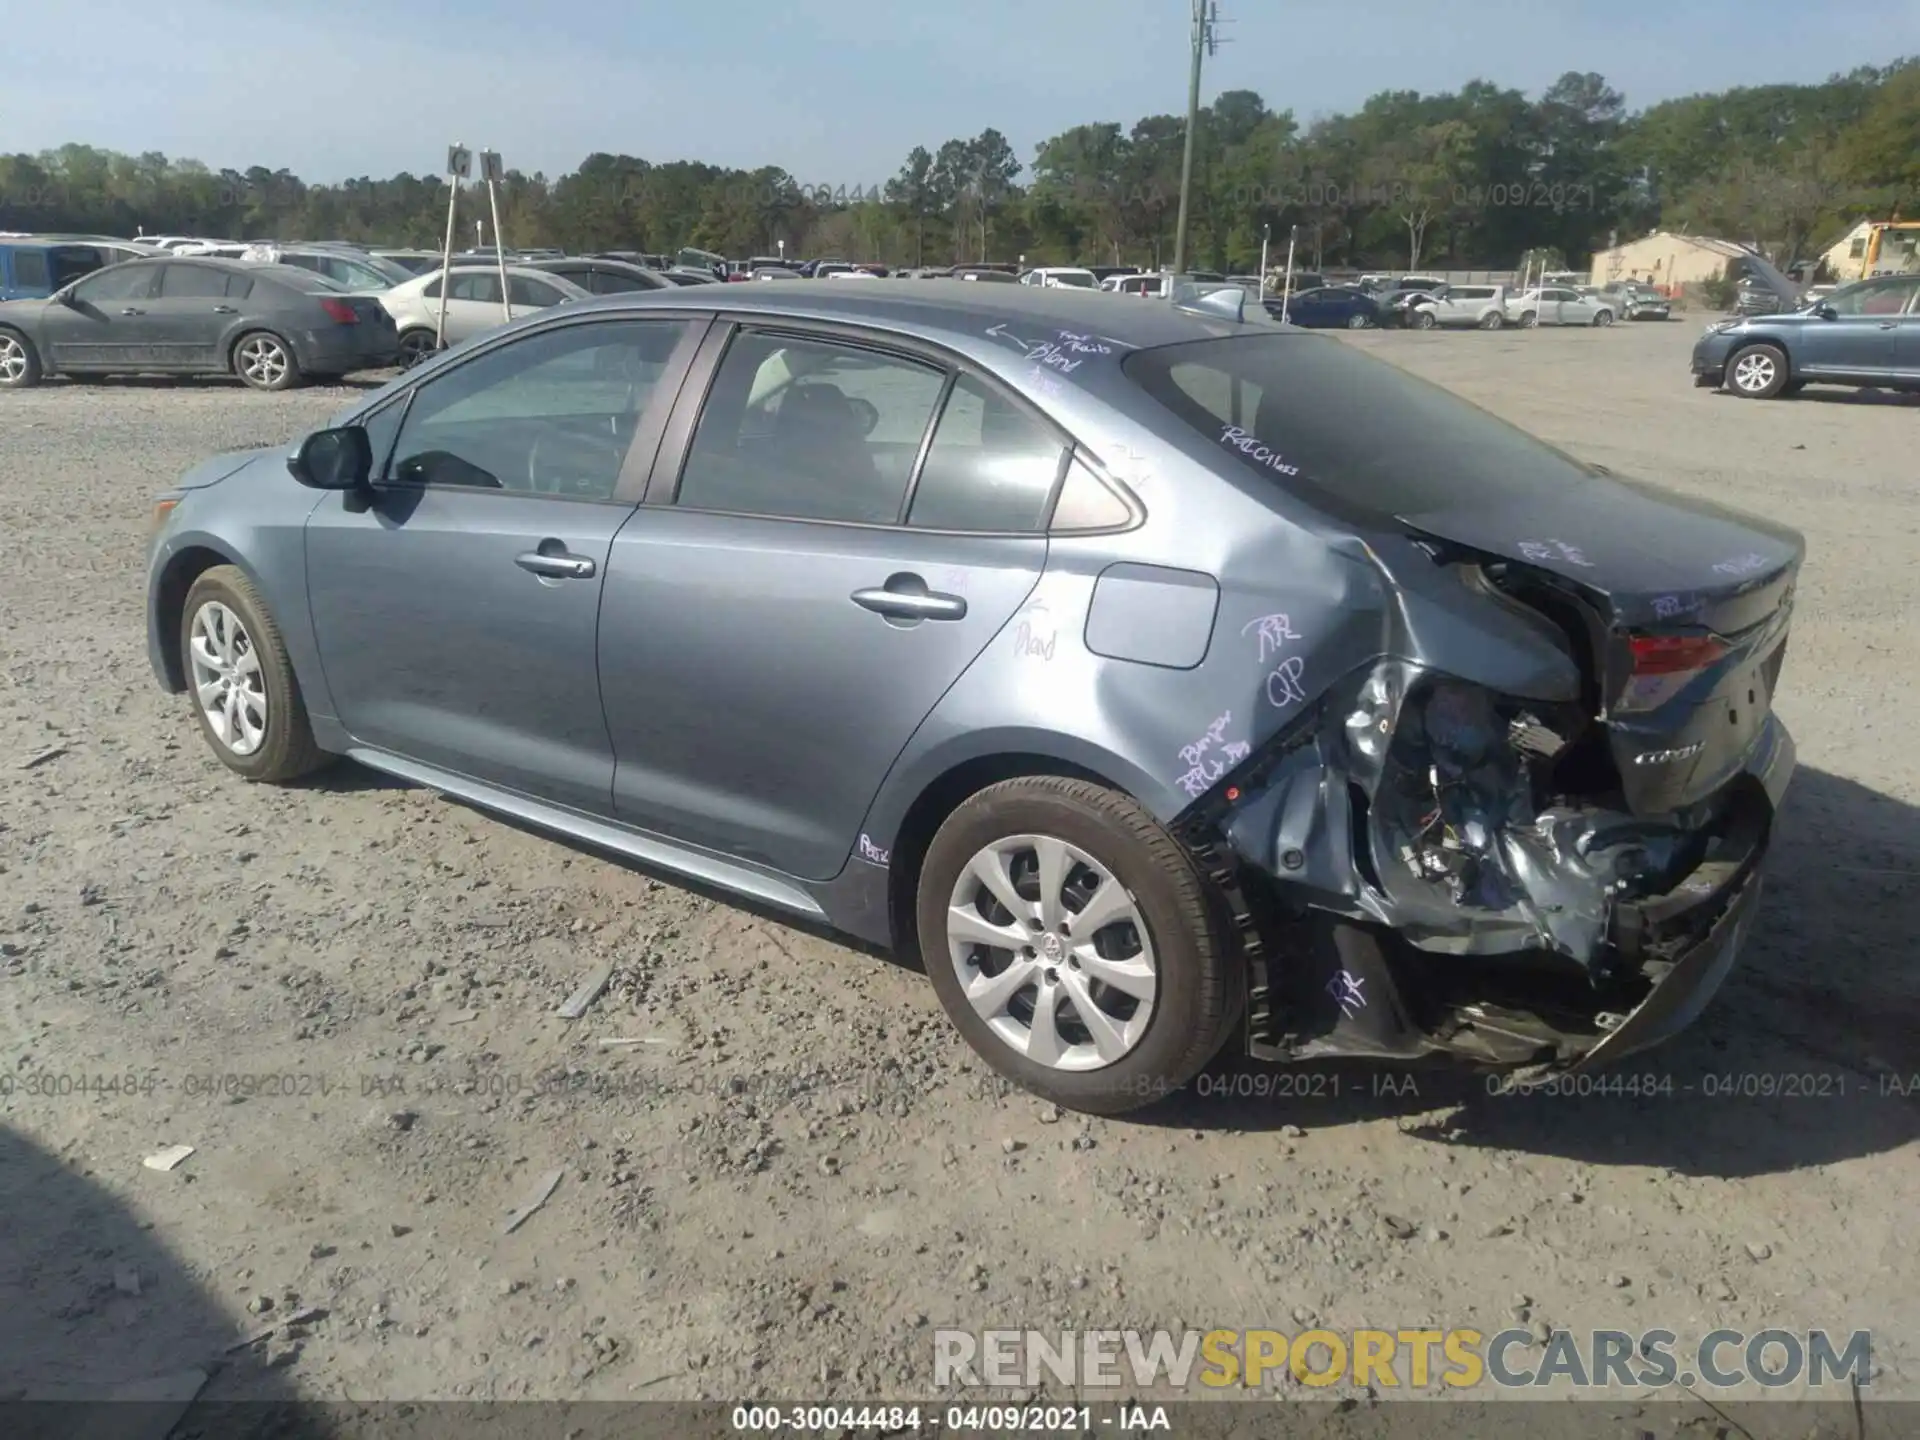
[2,59,1915,272]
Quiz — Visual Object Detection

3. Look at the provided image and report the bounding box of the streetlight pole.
[1171,0,1222,276]
[1259,223,1270,298]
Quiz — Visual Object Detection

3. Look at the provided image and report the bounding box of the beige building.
[1587,232,1748,292]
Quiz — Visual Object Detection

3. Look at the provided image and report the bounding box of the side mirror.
[288,425,372,491]
[1813,303,1838,321]
[55,287,79,307]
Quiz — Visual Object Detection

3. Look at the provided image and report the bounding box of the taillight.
[320,298,359,324]
[1630,633,1726,675]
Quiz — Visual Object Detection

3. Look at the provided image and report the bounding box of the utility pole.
[1171,0,1223,276]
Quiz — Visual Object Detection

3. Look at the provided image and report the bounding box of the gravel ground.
[0,323,1914,1416]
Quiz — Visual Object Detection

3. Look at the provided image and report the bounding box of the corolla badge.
[1634,742,1705,766]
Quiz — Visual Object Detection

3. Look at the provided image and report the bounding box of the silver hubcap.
[239,338,288,386]
[1734,353,1775,391]
[189,601,267,755]
[0,336,26,382]
[945,834,1157,1072]
[1347,315,1366,329]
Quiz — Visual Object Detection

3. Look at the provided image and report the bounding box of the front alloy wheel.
[946,834,1158,1072]
[1345,312,1369,329]
[0,331,40,388]
[235,333,298,391]
[189,600,268,756]
[1727,344,1788,399]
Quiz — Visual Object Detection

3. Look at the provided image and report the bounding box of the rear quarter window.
[1122,334,1596,522]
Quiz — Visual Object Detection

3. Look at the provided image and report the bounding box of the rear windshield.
[1122,334,1594,520]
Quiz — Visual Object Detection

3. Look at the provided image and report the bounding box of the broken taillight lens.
[1629,634,1726,675]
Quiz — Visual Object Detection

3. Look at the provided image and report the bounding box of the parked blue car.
[0,240,115,301]
[1261,285,1381,329]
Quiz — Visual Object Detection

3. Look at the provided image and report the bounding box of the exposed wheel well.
[884,753,1128,956]
[153,546,234,690]
[1729,335,1793,370]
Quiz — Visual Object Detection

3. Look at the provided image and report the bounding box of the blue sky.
[8,0,1916,183]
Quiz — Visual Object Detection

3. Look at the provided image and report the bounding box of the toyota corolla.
[145,282,1801,1113]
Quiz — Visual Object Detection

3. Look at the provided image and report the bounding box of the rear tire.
[1726,344,1788,399]
[1478,310,1504,330]
[0,328,42,390]
[917,777,1240,1115]
[1411,310,1436,330]
[1345,313,1369,330]
[1518,310,1538,328]
[396,328,440,369]
[232,331,302,391]
[1593,309,1614,327]
[180,566,333,783]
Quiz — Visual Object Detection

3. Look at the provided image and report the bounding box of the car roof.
[556,278,1261,347]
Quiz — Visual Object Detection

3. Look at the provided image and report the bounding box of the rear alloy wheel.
[1478,310,1504,330]
[181,566,332,782]
[1411,310,1437,330]
[1518,310,1539,328]
[917,777,1239,1114]
[1726,344,1788,399]
[0,329,42,389]
[396,329,440,369]
[233,332,301,391]
[1345,312,1369,330]
[1593,309,1614,327]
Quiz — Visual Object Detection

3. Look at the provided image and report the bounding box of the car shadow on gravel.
[1135,764,1920,1179]
[0,1125,331,1439]
[52,375,389,392]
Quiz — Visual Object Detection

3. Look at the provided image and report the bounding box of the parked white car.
[1408,284,1509,329]
[380,265,591,367]
[1019,267,1098,289]
[1101,272,1173,298]
[1505,286,1615,327]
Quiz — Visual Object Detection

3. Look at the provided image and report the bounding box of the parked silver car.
[1505,286,1615,327]
[380,264,591,366]
[144,282,1800,1112]
[1597,281,1672,320]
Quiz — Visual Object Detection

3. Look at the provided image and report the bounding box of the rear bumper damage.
[1179,662,1794,1074]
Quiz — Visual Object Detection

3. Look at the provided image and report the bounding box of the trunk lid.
[1400,474,1802,817]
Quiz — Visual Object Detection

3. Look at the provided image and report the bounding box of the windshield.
[1122,333,1596,522]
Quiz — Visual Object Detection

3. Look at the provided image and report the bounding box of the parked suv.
[1408,284,1508,329]
[1692,273,1920,399]
[0,240,112,300]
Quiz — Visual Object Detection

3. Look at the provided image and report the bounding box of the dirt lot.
[1,319,1915,1415]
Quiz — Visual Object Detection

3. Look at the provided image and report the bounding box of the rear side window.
[509,275,565,308]
[159,265,232,298]
[226,275,255,300]
[906,373,1064,532]
[449,272,503,304]
[11,249,51,291]
[1123,334,1596,522]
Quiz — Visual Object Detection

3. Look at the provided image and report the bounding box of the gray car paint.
[147,282,1799,1025]
[0,257,396,378]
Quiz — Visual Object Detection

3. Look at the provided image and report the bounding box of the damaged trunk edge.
[1181,539,1798,1074]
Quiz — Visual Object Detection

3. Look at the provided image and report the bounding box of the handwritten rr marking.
[1175,710,1245,798]
[1326,969,1367,1018]
[1241,613,1301,662]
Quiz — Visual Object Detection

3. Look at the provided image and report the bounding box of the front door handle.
[515,549,596,579]
[120,307,144,316]
[852,576,967,621]
[1878,321,1897,329]
[213,304,237,314]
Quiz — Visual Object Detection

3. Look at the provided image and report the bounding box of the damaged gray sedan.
[145,281,1799,1114]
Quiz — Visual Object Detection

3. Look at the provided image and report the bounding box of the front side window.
[509,275,565,308]
[1828,277,1920,316]
[906,373,1064,532]
[71,264,157,303]
[676,330,946,524]
[383,319,691,500]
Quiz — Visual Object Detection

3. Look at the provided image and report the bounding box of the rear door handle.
[213,305,237,314]
[515,548,596,579]
[120,307,144,315]
[851,580,967,621]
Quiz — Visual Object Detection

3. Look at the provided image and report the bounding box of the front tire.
[1726,344,1788,399]
[1411,310,1437,330]
[396,329,440,369]
[232,332,302,391]
[180,566,332,783]
[1593,309,1614,327]
[0,328,42,390]
[917,777,1239,1115]
[1518,310,1538,328]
